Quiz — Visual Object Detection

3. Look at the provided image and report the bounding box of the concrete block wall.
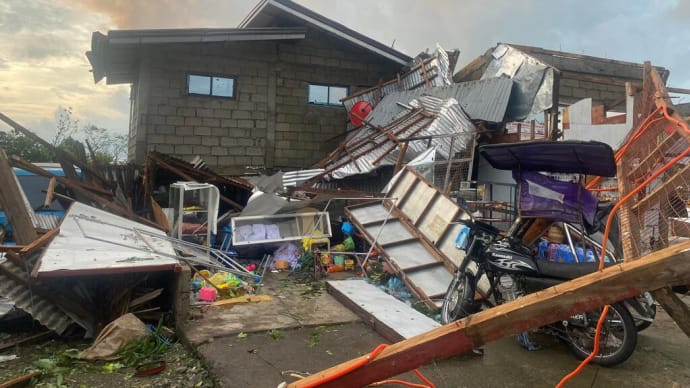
[128,29,400,174]
[558,77,627,108]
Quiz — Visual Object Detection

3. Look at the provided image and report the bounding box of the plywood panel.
[364,220,413,246]
[417,196,458,244]
[385,243,437,270]
[438,223,464,267]
[398,182,437,224]
[406,266,454,300]
[327,279,440,342]
[347,203,394,225]
[389,169,416,207]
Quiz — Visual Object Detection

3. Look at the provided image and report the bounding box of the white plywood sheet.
[406,266,454,300]
[389,169,417,207]
[327,279,440,339]
[39,202,179,274]
[347,203,395,225]
[399,182,437,225]
[385,243,437,270]
[364,220,412,245]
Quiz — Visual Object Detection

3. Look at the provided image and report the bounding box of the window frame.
[307,83,349,107]
[186,73,237,99]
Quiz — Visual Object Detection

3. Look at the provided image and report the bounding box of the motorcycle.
[441,140,654,366]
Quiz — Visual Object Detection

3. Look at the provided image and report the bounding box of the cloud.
[73,0,256,29]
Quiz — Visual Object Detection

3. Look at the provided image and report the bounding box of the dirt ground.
[0,320,214,388]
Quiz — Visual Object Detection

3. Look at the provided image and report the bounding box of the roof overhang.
[86,27,306,84]
[239,0,411,66]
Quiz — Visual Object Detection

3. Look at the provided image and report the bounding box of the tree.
[0,130,54,162]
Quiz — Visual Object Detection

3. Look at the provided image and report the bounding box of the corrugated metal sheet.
[342,45,452,112]
[0,259,78,335]
[327,96,476,180]
[368,76,514,126]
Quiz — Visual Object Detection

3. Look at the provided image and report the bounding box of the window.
[187,74,236,98]
[308,84,348,106]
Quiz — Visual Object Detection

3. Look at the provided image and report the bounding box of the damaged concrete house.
[86,0,415,175]
[3,0,690,386]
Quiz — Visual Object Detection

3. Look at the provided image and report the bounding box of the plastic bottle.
[585,249,596,263]
[538,240,549,259]
[576,246,584,263]
[455,225,470,250]
[557,244,575,263]
[547,243,559,261]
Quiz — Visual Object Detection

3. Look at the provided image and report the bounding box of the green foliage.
[0,130,54,161]
[308,326,330,347]
[116,321,170,367]
[267,329,284,340]
[0,106,127,164]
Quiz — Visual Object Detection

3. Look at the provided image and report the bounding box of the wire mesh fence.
[596,66,690,262]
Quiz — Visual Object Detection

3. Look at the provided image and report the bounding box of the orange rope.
[558,104,690,387]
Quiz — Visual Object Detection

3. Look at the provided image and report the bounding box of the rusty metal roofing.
[368,76,514,126]
[323,95,476,180]
[0,258,79,335]
[342,45,452,113]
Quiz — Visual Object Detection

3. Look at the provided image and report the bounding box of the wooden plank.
[0,331,52,351]
[0,371,42,388]
[326,279,439,343]
[289,240,690,388]
[150,196,170,233]
[651,287,690,337]
[44,177,57,208]
[0,149,37,245]
[0,245,25,252]
[211,294,272,307]
[19,227,60,255]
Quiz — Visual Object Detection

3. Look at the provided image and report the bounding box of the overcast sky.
[1,0,689,141]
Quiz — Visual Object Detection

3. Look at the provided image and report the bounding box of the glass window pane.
[328,86,348,105]
[188,75,211,95]
[212,77,234,97]
[308,85,328,104]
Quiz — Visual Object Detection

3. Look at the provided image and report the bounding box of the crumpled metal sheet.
[482,44,554,120]
[0,259,84,335]
[328,96,476,180]
[342,44,452,113]
[367,77,513,127]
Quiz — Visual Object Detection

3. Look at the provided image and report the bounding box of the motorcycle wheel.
[565,302,637,367]
[440,270,478,324]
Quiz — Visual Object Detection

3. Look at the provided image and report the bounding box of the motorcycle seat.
[535,260,613,280]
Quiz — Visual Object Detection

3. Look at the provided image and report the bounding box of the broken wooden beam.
[0,148,38,245]
[19,228,60,255]
[289,240,690,387]
[0,371,42,388]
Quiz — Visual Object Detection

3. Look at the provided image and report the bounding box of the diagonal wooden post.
[289,241,690,387]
